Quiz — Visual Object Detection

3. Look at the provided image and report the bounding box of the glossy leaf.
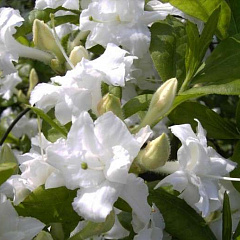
[150,16,187,84]
[185,8,220,81]
[222,192,232,240]
[193,34,240,84]
[230,141,240,192]
[15,186,81,238]
[168,102,240,139]
[69,211,115,240]
[161,0,231,39]
[180,79,240,96]
[148,184,217,240]
[226,0,240,36]
[122,94,152,119]
[0,162,18,185]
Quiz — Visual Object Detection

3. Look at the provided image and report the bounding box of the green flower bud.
[97,93,124,119]
[137,133,170,170]
[33,19,64,62]
[34,231,54,240]
[27,68,38,98]
[140,78,178,128]
[68,46,89,67]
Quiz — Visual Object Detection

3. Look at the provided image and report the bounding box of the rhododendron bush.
[1,0,240,239]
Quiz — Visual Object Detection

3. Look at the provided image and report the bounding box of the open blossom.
[0,134,62,205]
[0,8,24,76]
[155,120,236,217]
[0,194,45,240]
[46,111,152,228]
[134,204,167,240]
[80,0,164,58]
[30,43,135,124]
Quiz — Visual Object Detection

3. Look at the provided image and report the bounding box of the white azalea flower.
[46,111,152,227]
[30,43,135,123]
[80,0,180,58]
[0,8,24,76]
[0,8,52,76]
[0,72,21,100]
[35,0,80,10]
[134,204,168,240]
[155,120,237,217]
[0,194,45,240]
[0,134,63,205]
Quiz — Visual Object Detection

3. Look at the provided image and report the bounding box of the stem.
[0,108,30,146]
[50,14,74,69]
[178,74,191,93]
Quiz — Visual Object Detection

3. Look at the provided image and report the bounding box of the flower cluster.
[0,0,240,239]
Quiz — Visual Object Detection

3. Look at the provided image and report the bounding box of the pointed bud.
[33,19,64,62]
[139,78,178,128]
[137,133,170,170]
[97,93,124,119]
[27,68,38,98]
[50,59,66,74]
[34,231,54,240]
[68,46,89,68]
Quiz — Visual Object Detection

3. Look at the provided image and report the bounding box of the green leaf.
[122,94,152,119]
[185,8,220,81]
[0,162,18,185]
[222,192,232,240]
[0,143,18,164]
[150,16,187,84]
[15,8,79,38]
[180,79,240,96]
[236,98,240,132]
[30,106,68,138]
[15,186,81,238]
[161,0,231,39]
[168,102,240,139]
[226,0,240,36]
[233,219,240,239]
[193,34,240,84]
[148,185,217,240]
[69,211,115,240]
[230,141,240,192]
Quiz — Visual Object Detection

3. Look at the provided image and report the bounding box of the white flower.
[0,8,53,76]
[0,134,63,205]
[35,0,79,10]
[0,8,24,76]
[0,72,22,100]
[30,43,135,123]
[46,111,152,227]
[0,194,45,240]
[80,0,166,58]
[134,204,167,240]
[155,120,236,217]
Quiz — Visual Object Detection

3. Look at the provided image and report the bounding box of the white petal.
[72,180,122,222]
[120,174,151,233]
[104,146,131,184]
[95,111,141,158]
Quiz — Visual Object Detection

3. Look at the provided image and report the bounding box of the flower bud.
[27,68,38,98]
[33,19,64,62]
[68,46,89,67]
[97,93,123,119]
[140,78,178,128]
[137,133,170,170]
[34,231,54,240]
